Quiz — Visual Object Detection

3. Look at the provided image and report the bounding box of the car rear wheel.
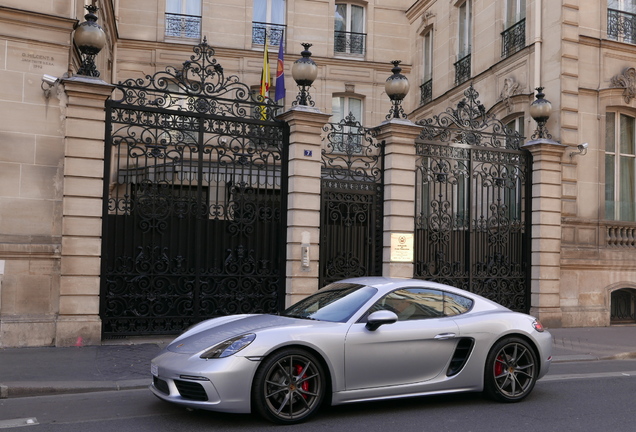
[484,337,538,402]
[252,348,326,424]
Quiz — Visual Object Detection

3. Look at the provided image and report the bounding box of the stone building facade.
[1,0,635,347]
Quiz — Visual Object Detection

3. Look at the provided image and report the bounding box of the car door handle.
[434,333,456,340]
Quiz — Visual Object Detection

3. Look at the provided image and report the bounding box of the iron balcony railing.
[252,22,286,46]
[454,54,471,85]
[608,8,636,44]
[420,79,432,105]
[165,13,201,39]
[334,30,366,55]
[501,18,526,58]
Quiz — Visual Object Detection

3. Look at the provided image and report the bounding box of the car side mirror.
[365,310,398,331]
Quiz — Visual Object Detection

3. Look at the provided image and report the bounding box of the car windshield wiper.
[284,313,318,321]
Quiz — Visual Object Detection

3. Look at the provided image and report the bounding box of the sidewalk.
[0,326,635,399]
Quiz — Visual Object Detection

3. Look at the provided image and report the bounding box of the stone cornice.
[0,6,76,46]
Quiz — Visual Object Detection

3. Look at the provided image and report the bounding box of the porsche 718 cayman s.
[150,277,552,424]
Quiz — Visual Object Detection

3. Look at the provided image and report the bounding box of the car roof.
[335,276,508,310]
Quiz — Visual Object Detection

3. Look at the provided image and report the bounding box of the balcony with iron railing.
[454,54,471,85]
[501,19,526,58]
[608,8,636,44]
[420,79,432,106]
[165,13,201,39]
[334,31,366,56]
[252,22,286,46]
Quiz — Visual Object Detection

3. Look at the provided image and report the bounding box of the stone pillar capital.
[61,75,115,101]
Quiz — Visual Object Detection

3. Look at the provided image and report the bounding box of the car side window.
[371,288,444,321]
[368,288,474,321]
[444,291,473,316]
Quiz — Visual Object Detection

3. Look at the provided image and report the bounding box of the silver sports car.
[150,277,552,424]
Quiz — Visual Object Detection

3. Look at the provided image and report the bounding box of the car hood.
[167,314,301,354]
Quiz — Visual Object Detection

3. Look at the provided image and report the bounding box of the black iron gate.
[414,86,531,312]
[319,114,384,287]
[100,40,288,337]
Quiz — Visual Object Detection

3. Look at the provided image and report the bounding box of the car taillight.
[532,319,545,332]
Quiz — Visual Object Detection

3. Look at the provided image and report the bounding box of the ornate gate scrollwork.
[101,39,287,337]
[319,113,384,287]
[414,85,531,312]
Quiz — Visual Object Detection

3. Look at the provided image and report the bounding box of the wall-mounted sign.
[390,233,414,262]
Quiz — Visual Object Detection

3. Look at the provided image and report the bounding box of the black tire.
[252,348,326,424]
[484,337,538,402]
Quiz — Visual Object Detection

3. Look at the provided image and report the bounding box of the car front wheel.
[252,348,326,424]
[484,337,538,402]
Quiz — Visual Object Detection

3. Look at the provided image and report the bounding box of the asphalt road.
[1,359,635,432]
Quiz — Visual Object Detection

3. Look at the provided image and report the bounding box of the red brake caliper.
[295,365,309,398]
[495,355,504,376]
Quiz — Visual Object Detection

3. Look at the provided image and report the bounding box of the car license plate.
[151,362,158,377]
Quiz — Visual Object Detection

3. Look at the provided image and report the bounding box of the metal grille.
[319,113,383,287]
[608,8,636,44]
[454,54,471,85]
[252,22,286,46]
[501,19,526,58]
[420,79,433,106]
[165,13,201,39]
[611,289,636,323]
[101,40,288,337]
[414,85,530,312]
[334,31,366,55]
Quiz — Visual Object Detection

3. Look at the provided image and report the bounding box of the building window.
[165,0,201,39]
[252,0,286,46]
[611,288,636,323]
[455,0,472,85]
[608,0,636,44]
[502,0,526,57]
[605,112,636,221]
[420,30,433,105]
[331,96,363,153]
[334,3,366,56]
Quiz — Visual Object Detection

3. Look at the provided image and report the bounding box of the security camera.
[570,142,589,158]
[42,74,59,86]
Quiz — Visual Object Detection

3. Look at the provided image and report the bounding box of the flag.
[275,34,285,101]
[260,34,270,102]
[259,34,270,120]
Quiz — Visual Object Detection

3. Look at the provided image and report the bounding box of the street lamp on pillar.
[73,4,106,77]
[291,43,318,107]
[529,87,553,140]
[385,60,409,120]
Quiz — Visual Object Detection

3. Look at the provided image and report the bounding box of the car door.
[344,288,460,391]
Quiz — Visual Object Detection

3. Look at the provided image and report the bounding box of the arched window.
[611,288,636,323]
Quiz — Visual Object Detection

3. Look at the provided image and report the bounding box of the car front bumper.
[149,349,260,413]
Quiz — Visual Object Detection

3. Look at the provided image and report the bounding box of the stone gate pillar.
[374,118,422,278]
[278,106,331,307]
[523,138,567,327]
[55,76,113,346]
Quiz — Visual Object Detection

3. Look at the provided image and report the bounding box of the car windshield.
[283,283,377,323]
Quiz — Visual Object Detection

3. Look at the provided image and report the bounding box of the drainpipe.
[534,0,542,90]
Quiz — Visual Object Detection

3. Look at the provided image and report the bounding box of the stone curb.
[0,379,150,399]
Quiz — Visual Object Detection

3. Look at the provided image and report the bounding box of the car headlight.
[200,334,256,359]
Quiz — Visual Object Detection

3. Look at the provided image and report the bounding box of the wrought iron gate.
[413,86,531,312]
[319,114,384,287]
[100,40,288,337]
